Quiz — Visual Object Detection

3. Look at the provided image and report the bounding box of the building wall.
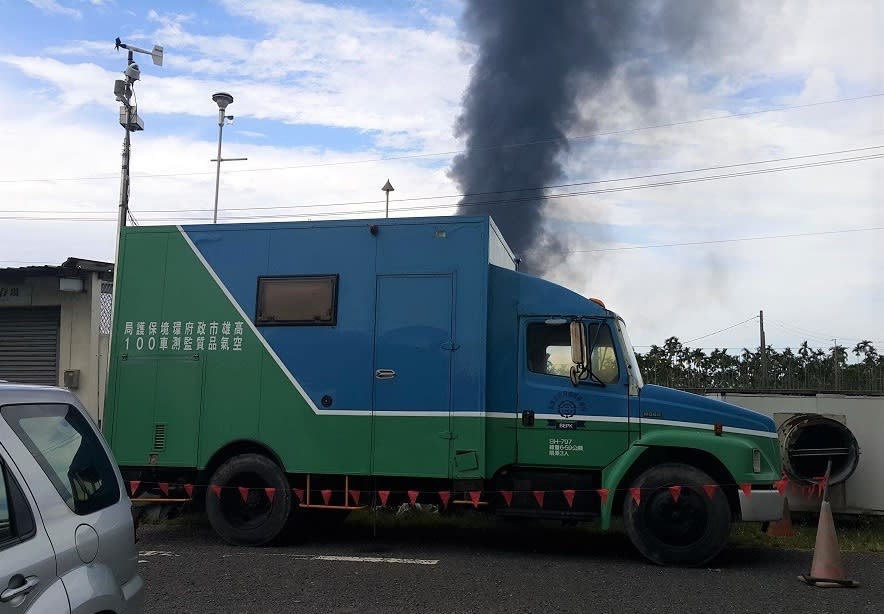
[0,273,106,421]
[708,392,884,514]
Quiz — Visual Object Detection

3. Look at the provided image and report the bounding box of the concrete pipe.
[778,414,860,486]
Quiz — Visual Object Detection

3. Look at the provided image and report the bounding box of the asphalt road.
[137,517,883,614]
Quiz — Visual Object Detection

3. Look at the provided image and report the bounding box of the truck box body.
[105,216,542,479]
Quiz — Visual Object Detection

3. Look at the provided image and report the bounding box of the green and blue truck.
[103,215,783,565]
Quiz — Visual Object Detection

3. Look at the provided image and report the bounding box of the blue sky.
[0,0,882,351]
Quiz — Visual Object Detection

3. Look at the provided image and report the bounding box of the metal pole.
[213,109,224,224]
[385,190,389,219]
[759,310,766,389]
[118,116,130,232]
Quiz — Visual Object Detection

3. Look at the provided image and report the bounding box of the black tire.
[205,453,293,546]
[623,463,730,566]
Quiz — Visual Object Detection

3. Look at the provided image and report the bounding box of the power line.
[765,318,882,345]
[1,92,882,184]
[683,316,759,344]
[3,144,882,217]
[1,153,882,239]
[568,227,884,254]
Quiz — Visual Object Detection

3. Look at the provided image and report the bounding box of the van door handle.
[375,369,396,379]
[1,575,40,602]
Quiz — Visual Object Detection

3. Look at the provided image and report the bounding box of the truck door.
[516,318,630,468]
[372,274,453,478]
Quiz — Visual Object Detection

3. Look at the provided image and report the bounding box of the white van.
[0,383,143,613]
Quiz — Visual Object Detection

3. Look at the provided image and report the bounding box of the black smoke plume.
[450,0,731,274]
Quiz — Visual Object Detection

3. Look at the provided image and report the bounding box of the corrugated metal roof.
[0,257,114,278]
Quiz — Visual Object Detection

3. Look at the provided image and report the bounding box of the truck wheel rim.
[643,487,707,547]
[220,471,272,530]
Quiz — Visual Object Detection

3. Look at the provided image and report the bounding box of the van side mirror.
[569,320,588,387]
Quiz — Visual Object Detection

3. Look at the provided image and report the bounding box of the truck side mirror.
[569,320,588,387]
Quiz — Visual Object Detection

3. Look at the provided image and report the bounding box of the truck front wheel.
[623,463,730,566]
[205,453,293,546]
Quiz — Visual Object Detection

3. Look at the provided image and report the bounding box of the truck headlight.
[752,448,762,473]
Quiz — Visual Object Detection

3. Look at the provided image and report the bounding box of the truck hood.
[639,384,776,437]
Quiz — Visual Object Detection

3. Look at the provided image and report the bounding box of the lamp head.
[212,92,234,111]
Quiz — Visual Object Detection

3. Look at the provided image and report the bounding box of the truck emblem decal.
[548,391,586,418]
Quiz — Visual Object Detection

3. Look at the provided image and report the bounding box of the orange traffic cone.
[765,498,794,537]
[798,499,858,587]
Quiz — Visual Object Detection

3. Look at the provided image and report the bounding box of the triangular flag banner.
[238,487,250,502]
[740,483,752,497]
[469,491,482,508]
[293,488,304,503]
[210,485,222,498]
[438,491,451,509]
[533,490,545,508]
[349,490,361,506]
[814,475,828,497]
[378,490,390,506]
[629,487,641,506]
[321,489,332,505]
[129,480,140,496]
[597,488,609,505]
[408,490,419,505]
[668,485,681,503]
[499,490,513,507]
[158,482,170,497]
[774,479,788,495]
[562,489,575,509]
[184,484,194,499]
[703,484,717,500]
[264,487,276,503]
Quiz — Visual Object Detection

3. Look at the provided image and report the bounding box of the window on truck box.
[2,404,120,516]
[256,275,338,325]
[527,321,620,384]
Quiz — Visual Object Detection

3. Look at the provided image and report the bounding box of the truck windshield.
[615,318,644,388]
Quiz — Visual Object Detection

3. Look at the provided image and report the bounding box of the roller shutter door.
[0,306,60,385]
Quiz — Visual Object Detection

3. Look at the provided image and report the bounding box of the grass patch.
[729,513,884,553]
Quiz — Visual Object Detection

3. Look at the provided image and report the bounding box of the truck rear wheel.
[623,463,730,566]
[206,453,293,546]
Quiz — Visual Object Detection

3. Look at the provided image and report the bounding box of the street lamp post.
[211,92,247,224]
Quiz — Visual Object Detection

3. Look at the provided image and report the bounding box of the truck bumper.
[738,489,784,522]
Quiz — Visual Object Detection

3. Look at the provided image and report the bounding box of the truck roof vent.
[153,423,167,451]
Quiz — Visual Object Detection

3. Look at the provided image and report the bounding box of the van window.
[0,464,11,543]
[527,322,572,376]
[526,321,620,384]
[0,460,35,547]
[2,404,120,516]
[256,275,338,325]
[588,323,620,384]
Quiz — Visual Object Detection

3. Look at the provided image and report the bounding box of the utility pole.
[759,310,767,390]
[113,38,163,236]
[832,338,839,390]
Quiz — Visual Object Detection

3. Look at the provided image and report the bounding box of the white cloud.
[26,0,81,19]
[2,0,883,351]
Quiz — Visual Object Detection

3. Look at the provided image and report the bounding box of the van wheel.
[205,454,293,546]
[623,463,730,566]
